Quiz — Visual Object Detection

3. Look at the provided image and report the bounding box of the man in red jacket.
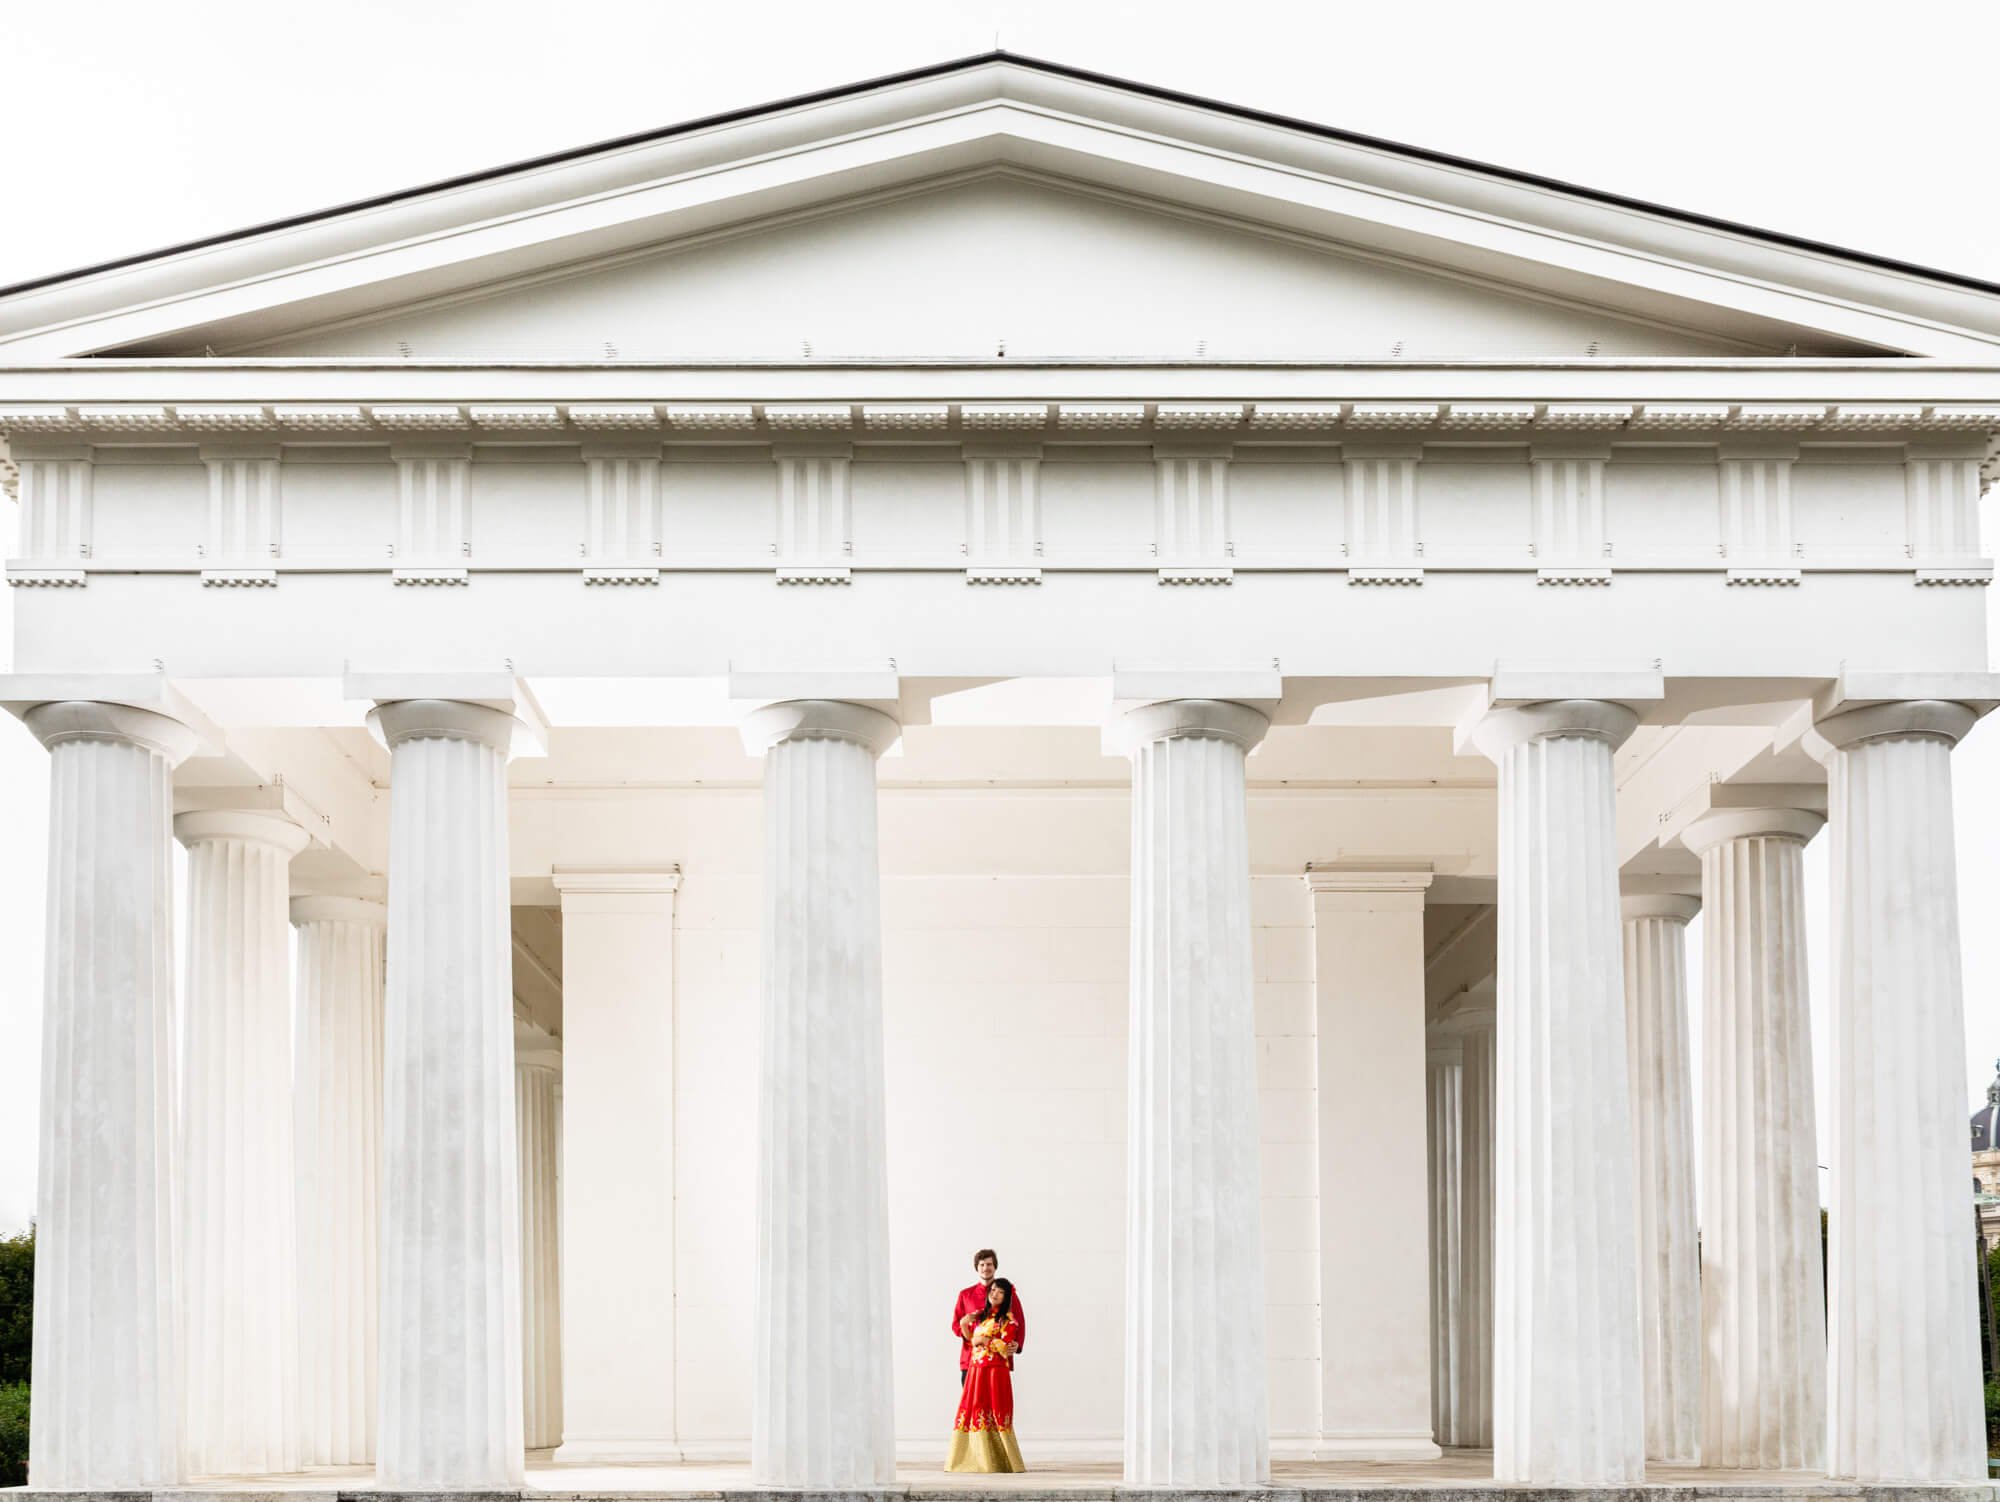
[953,1248,1026,1384]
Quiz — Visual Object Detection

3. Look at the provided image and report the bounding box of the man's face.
[976,1256,997,1283]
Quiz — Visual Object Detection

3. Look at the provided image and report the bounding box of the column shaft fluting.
[1116,700,1270,1487]
[179,810,312,1476]
[25,702,195,1488]
[743,700,898,1488]
[1687,813,1826,1470]
[1820,701,1984,1482]
[372,699,524,1487]
[1473,700,1644,1484]
[517,1053,563,1450]
[1621,893,1702,1465]
[1454,1001,1497,1448]
[293,896,386,1467]
[1426,1034,1464,1445]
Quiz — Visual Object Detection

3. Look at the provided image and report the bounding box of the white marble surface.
[1620,891,1702,1465]
[179,809,312,1476]
[1819,701,1985,1482]
[518,1043,564,1451]
[23,702,195,1488]
[1686,810,1826,1471]
[372,699,526,1487]
[1425,1031,1463,1448]
[292,895,386,1468]
[1116,699,1271,1487]
[1473,700,1645,1484]
[1450,998,1497,1451]
[743,700,900,1488]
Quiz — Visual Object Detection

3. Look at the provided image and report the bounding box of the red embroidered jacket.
[953,1282,1026,1370]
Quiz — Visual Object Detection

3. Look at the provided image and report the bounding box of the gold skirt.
[946,1424,1026,1473]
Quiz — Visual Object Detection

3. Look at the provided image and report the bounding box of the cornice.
[4,397,1994,445]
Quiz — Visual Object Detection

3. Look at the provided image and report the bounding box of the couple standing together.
[945,1248,1027,1472]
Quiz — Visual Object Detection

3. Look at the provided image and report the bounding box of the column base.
[552,1438,686,1463]
[1313,1431,1444,1460]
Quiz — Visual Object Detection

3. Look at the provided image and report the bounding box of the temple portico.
[4,51,1999,1499]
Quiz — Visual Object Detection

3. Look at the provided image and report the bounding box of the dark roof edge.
[4,50,1997,303]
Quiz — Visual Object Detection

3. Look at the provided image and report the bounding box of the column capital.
[22,699,200,765]
[1426,1025,1465,1066]
[1812,698,1978,754]
[1465,698,1639,761]
[175,807,312,857]
[290,894,387,927]
[1682,806,1825,856]
[740,698,899,757]
[1620,891,1701,924]
[1105,697,1270,758]
[368,697,519,754]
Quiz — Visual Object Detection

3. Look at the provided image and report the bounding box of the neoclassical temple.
[2,54,1996,1494]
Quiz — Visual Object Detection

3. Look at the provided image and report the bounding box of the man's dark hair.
[973,1247,998,1269]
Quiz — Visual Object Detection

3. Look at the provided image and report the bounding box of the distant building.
[1974,1061,2000,1248]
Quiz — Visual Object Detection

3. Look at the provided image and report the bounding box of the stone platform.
[16,1452,1996,1502]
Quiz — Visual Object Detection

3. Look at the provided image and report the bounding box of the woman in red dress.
[947,1276,1025,1472]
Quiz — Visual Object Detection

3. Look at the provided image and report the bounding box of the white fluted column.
[1451,991,1497,1448]
[1684,809,1826,1471]
[1818,700,1984,1482]
[177,809,312,1476]
[516,1026,563,1451]
[1620,889,1702,1465]
[1113,699,1270,1487]
[292,895,386,1468]
[741,699,898,1487]
[1426,1029,1464,1446]
[1471,699,1644,1483]
[370,698,524,1487]
[23,701,195,1488]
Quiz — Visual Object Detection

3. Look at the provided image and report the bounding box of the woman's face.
[987,1283,1005,1310]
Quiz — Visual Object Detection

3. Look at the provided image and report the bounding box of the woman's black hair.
[982,1276,1014,1324]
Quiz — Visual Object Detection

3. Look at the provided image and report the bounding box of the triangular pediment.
[4,54,1997,360]
[226,172,1787,362]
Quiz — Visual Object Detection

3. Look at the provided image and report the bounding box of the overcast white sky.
[1,0,1997,1232]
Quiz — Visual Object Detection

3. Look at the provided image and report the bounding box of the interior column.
[1114,699,1271,1487]
[1447,986,1496,1448]
[21,700,196,1487]
[1619,887,1702,1465]
[1471,699,1645,1483]
[550,868,680,1462]
[1685,808,1826,1470]
[370,697,524,1487]
[516,1024,563,1451]
[292,895,387,1468]
[742,701,898,1487]
[1818,699,1984,1481]
[177,808,313,1476]
[1307,866,1440,1459]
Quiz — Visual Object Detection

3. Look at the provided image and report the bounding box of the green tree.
[0,1228,30,1387]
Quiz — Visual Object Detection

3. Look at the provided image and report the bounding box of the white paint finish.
[395,453,469,564]
[23,701,195,1488]
[245,177,1767,365]
[1450,999,1496,1449]
[745,701,898,1487]
[517,1053,563,1450]
[1619,891,1702,1465]
[1904,456,1982,561]
[291,895,386,1468]
[554,870,680,1463]
[202,454,280,565]
[1118,699,1270,1487]
[1819,700,1984,1482]
[1720,457,1795,566]
[1473,700,1644,1484]
[1424,1032,1461,1450]
[1530,456,1606,567]
[177,808,312,1477]
[962,451,1041,565]
[1154,454,1230,564]
[1342,451,1420,562]
[16,456,91,561]
[774,451,851,566]
[372,698,524,1487]
[1308,871,1439,1459]
[1684,809,1826,1471]
[584,455,663,563]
